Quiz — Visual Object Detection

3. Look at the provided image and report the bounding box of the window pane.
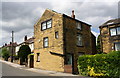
[44,38,48,47]
[117,27,120,35]
[42,22,46,30]
[37,53,40,62]
[47,20,52,28]
[110,28,116,36]
[77,34,82,46]
[115,43,120,51]
[55,31,59,39]
[77,22,81,30]
[66,54,72,65]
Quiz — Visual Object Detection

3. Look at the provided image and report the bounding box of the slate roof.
[99,18,120,28]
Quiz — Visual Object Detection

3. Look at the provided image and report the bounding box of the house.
[0,42,18,61]
[15,36,34,56]
[34,9,96,74]
[99,18,120,53]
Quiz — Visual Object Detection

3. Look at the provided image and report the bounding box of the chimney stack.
[24,35,27,41]
[10,42,12,44]
[71,10,75,19]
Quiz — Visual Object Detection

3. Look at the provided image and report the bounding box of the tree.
[96,35,102,54]
[1,47,10,61]
[18,45,31,65]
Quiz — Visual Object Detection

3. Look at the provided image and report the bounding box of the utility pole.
[11,31,14,62]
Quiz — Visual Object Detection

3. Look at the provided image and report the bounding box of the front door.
[64,54,73,73]
[30,55,34,68]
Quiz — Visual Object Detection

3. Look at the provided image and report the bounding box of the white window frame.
[47,20,52,28]
[41,19,52,31]
[115,43,120,51]
[41,22,46,30]
[43,37,48,48]
[110,28,116,36]
[77,34,82,46]
[117,27,120,35]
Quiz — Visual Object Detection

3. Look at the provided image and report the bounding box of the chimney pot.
[24,35,27,41]
[71,10,75,19]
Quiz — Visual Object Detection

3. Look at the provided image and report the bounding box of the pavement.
[0,59,78,76]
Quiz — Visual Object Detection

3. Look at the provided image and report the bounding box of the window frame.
[117,27,120,35]
[114,42,120,51]
[41,19,52,31]
[36,53,40,62]
[55,31,59,39]
[43,37,49,48]
[76,22,82,30]
[76,33,83,47]
[110,28,117,36]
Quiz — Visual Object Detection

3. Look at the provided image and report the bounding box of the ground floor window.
[115,42,120,51]
[37,53,40,62]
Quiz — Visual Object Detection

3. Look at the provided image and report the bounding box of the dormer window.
[77,22,81,30]
[41,19,52,30]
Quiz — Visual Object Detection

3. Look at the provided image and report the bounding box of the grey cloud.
[1,2,118,46]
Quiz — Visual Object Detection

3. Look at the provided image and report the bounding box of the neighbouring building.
[15,36,34,55]
[34,9,96,74]
[2,42,17,56]
[0,42,18,61]
[99,18,120,53]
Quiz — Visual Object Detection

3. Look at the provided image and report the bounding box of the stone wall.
[100,24,120,53]
[34,9,64,72]
[63,15,93,73]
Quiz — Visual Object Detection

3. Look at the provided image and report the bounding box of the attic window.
[41,19,52,30]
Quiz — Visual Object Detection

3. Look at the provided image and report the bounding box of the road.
[1,62,92,78]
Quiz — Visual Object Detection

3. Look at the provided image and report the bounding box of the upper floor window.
[47,20,52,28]
[77,34,82,46]
[77,22,81,30]
[110,27,120,36]
[55,31,59,39]
[43,37,48,48]
[110,28,116,36]
[42,22,46,30]
[117,27,120,35]
[41,19,52,30]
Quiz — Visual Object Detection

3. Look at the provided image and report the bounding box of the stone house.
[99,18,120,53]
[15,36,34,55]
[34,9,96,74]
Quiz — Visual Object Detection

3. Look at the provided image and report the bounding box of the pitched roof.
[99,18,120,28]
[4,42,18,47]
[25,37,34,44]
[40,9,91,27]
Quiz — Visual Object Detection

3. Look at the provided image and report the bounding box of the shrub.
[1,47,10,61]
[18,45,31,64]
[77,51,120,78]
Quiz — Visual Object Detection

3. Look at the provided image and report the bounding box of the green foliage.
[96,35,102,54]
[1,47,10,61]
[77,51,120,78]
[18,45,31,58]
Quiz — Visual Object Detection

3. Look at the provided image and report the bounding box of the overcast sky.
[0,0,119,46]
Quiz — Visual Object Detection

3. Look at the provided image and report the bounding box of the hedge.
[77,51,120,78]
